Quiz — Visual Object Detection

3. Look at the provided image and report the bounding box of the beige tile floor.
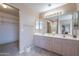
[0,42,59,56]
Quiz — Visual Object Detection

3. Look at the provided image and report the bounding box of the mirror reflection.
[35,12,79,37]
[59,13,73,35]
[46,19,58,34]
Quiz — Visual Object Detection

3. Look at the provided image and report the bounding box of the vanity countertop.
[34,33,79,40]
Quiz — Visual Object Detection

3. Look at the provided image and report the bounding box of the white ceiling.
[23,3,66,13]
[9,3,66,13]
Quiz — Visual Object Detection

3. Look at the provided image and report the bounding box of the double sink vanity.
[34,4,79,56]
[34,33,79,56]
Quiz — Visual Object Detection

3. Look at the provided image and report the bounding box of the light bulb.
[2,4,7,8]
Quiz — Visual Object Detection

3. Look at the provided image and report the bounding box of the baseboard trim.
[0,40,19,45]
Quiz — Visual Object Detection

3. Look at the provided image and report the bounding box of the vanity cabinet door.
[34,36,49,49]
[62,39,77,56]
[48,37,54,52]
[34,35,39,46]
[44,37,51,50]
[53,38,62,55]
[34,35,51,50]
[76,40,79,56]
[34,35,43,47]
[39,36,47,49]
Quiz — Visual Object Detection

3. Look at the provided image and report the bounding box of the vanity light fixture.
[44,10,64,18]
[2,4,7,8]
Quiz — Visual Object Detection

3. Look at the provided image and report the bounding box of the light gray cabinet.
[34,35,43,47]
[49,38,62,54]
[62,39,77,56]
[34,35,79,56]
[34,35,51,50]
[77,41,79,56]
[43,37,50,50]
[39,36,47,49]
[53,38,62,54]
[47,37,54,51]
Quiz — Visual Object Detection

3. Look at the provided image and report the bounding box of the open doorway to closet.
[0,3,19,56]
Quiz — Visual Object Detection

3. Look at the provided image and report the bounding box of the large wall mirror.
[46,17,58,34]
[72,12,79,37]
[44,13,73,35]
[59,13,73,35]
[36,11,79,37]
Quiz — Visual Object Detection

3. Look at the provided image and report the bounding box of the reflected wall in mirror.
[59,13,73,35]
[72,12,79,37]
[36,11,79,37]
[35,20,44,33]
[46,17,58,34]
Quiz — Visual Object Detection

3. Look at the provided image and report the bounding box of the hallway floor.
[0,42,59,56]
[0,41,19,56]
[19,46,59,56]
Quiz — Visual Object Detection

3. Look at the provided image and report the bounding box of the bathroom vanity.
[34,33,79,56]
[34,4,79,56]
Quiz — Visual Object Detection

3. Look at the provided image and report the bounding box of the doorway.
[0,4,19,56]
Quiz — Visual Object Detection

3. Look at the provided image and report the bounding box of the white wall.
[77,4,79,11]
[9,3,38,53]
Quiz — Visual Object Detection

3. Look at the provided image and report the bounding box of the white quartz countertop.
[34,33,79,40]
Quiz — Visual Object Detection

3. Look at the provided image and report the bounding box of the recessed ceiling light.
[2,4,7,8]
